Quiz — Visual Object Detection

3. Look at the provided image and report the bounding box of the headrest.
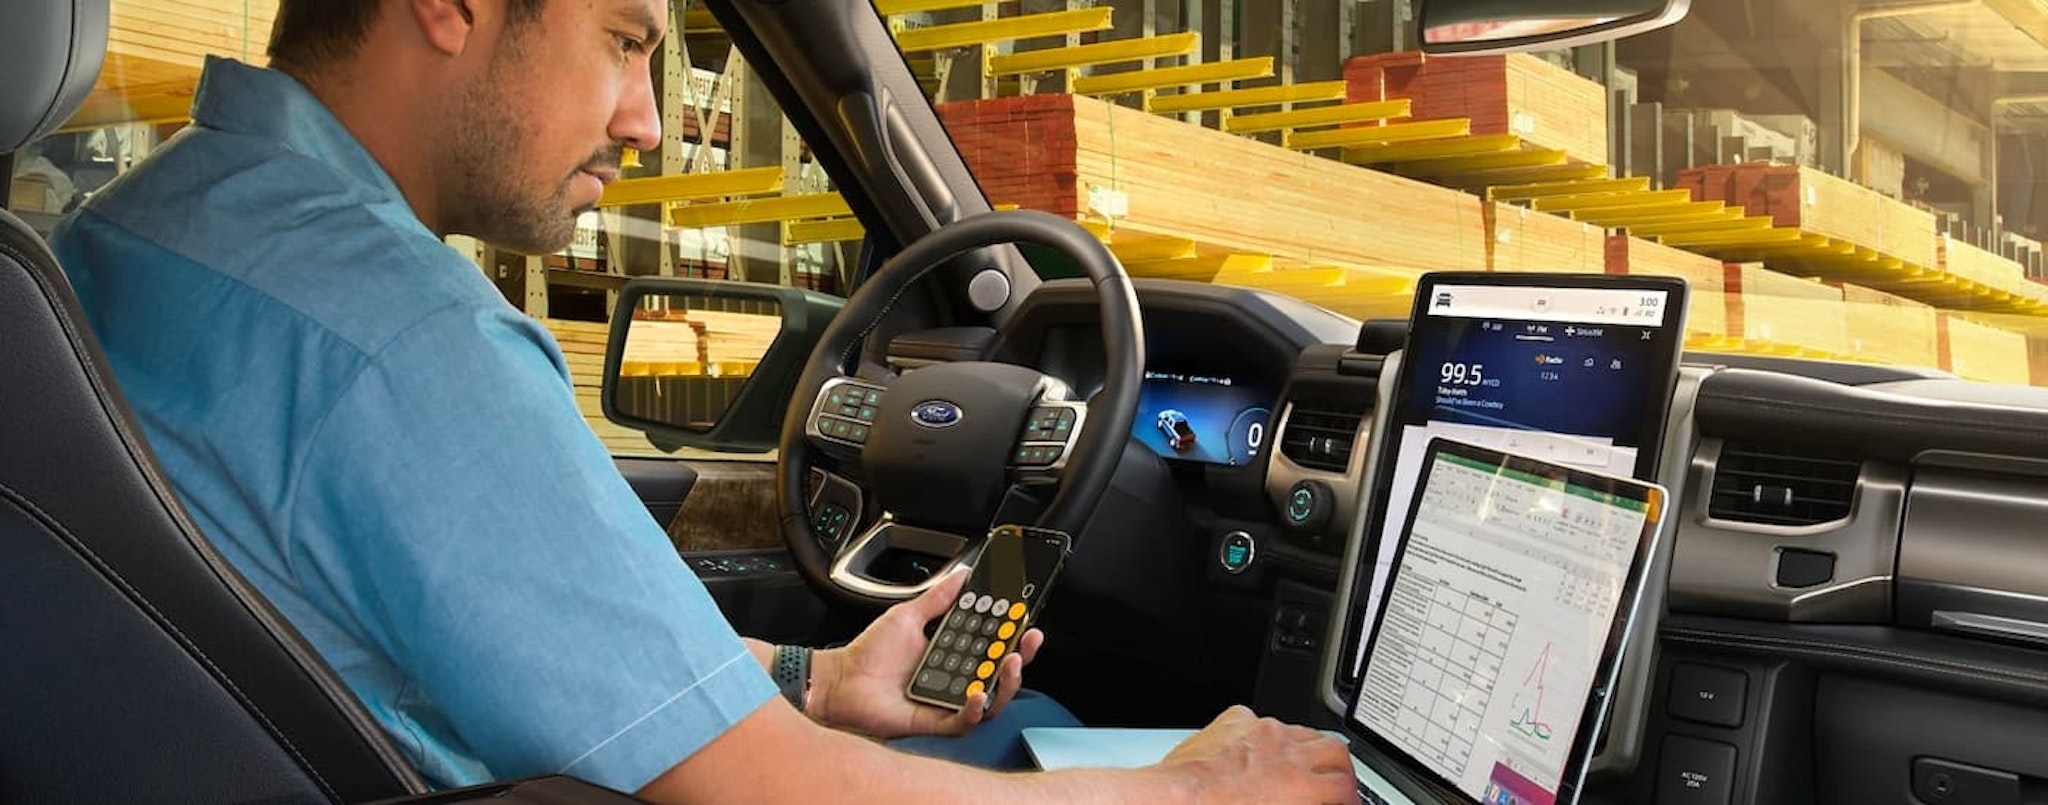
[1,0,109,155]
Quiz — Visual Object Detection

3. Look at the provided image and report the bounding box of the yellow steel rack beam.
[875,0,991,14]
[668,193,852,228]
[598,166,786,207]
[896,9,1113,52]
[1620,216,1776,238]
[1108,237,1200,264]
[680,8,720,33]
[1073,57,1274,95]
[1530,188,1695,214]
[1145,81,1348,113]
[1395,147,1569,177]
[1436,163,1610,190]
[784,217,867,245]
[1486,176,1653,201]
[1222,99,1411,134]
[1342,133,1521,164]
[1657,227,1809,249]
[1571,201,1738,227]
[988,32,1199,75]
[1285,118,1469,150]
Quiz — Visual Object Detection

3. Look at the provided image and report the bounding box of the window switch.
[1656,735,1736,805]
[1668,663,1747,728]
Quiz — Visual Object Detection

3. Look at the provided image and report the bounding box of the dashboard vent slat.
[1280,401,1367,473]
[1707,442,1861,527]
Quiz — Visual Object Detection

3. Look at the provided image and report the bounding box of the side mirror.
[602,278,844,454]
[1417,0,1689,54]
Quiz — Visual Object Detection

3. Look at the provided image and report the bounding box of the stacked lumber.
[71,1,278,127]
[1830,282,1939,368]
[1605,235,1727,338]
[936,93,1492,273]
[1679,164,1939,270]
[1485,203,1604,274]
[1939,316,2031,385]
[1343,52,1608,166]
[1941,236,2037,300]
[1723,263,1848,356]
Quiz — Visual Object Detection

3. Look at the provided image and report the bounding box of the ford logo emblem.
[911,401,963,428]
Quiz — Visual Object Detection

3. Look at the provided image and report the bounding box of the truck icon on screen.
[1156,409,1197,451]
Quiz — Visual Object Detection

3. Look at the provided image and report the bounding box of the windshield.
[16,1,2044,391]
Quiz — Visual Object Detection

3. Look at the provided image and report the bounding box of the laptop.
[1026,437,1667,805]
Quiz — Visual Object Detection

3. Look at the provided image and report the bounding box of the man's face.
[447,0,665,254]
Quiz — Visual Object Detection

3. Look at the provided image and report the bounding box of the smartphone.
[904,524,1072,711]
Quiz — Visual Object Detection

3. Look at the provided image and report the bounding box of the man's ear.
[406,0,481,58]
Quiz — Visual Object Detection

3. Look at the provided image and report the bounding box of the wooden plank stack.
[1829,282,1939,368]
[1680,163,1939,270]
[1723,263,1848,355]
[1605,234,1727,338]
[1485,203,1604,274]
[1941,236,2034,298]
[936,93,1492,272]
[1939,315,2030,385]
[72,1,279,126]
[1343,52,1609,166]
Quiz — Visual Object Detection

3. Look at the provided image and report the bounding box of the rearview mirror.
[1417,0,1689,54]
[602,278,844,454]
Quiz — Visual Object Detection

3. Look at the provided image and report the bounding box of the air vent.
[1280,401,1367,473]
[1708,442,1861,527]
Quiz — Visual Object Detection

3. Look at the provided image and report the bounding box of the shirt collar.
[189,56,404,204]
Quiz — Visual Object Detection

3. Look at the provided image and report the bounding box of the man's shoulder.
[66,126,505,356]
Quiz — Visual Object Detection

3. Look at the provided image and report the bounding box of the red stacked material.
[1343,51,1608,166]
[1678,164,1939,270]
[936,94,1084,218]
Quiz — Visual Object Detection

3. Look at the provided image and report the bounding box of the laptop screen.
[1347,438,1664,804]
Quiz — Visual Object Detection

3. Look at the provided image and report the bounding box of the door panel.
[615,457,697,528]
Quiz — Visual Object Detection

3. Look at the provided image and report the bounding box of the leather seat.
[0,2,428,801]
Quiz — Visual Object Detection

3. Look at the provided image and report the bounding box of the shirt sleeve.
[284,301,777,791]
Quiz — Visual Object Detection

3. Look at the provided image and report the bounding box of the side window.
[8,3,855,461]
[463,26,854,461]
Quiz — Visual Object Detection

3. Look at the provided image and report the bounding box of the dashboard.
[985,276,2048,805]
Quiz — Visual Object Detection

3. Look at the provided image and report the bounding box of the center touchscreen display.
[1344,275,1687,682]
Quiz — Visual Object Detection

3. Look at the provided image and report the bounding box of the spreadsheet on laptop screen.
[1349,444,1652,804]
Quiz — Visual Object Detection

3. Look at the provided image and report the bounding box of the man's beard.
[445,57,617,255]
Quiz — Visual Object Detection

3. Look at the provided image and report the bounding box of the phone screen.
[973,525,1070,623]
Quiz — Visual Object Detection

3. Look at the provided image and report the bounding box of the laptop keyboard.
[1357,780,1394,805]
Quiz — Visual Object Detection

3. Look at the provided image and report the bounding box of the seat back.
[0,2,425,801]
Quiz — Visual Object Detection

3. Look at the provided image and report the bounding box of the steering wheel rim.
[774,210,1143,610]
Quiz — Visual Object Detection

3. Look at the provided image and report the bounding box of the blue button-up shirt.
[51,58,776,791]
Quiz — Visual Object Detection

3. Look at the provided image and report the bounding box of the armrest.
[367,775,648,804]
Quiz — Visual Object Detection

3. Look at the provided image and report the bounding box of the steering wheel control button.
[1283,480,1334,533]
[1656,735,1736,805]
[1008,602,1027,620]
[1219,531,1257,574]
[1668,664,1747,728]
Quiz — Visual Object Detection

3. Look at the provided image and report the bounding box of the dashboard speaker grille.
[1279,401,1366,473]
[1707,442,1861,527]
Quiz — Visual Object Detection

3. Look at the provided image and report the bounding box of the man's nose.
[611,62,662,153]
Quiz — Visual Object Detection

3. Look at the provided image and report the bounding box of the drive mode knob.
[1284,480,1333,533]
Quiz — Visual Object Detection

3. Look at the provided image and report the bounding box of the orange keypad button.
[986,640,1006,660]
[998,621,1017,640]
[1008,602,1027,620]
[977,661,995,680]
[966,680,985,699]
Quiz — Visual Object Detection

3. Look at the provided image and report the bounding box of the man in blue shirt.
[53,0,1354,801]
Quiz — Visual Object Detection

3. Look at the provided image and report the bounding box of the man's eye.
[616,35,644,54]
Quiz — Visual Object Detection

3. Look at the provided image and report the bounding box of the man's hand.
[808,567,1044,738]
[1157,705,1359,804]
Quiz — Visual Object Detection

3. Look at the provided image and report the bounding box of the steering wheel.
[775,210,1143,609]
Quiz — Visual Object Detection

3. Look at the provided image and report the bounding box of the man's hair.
[268,0,545,76]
